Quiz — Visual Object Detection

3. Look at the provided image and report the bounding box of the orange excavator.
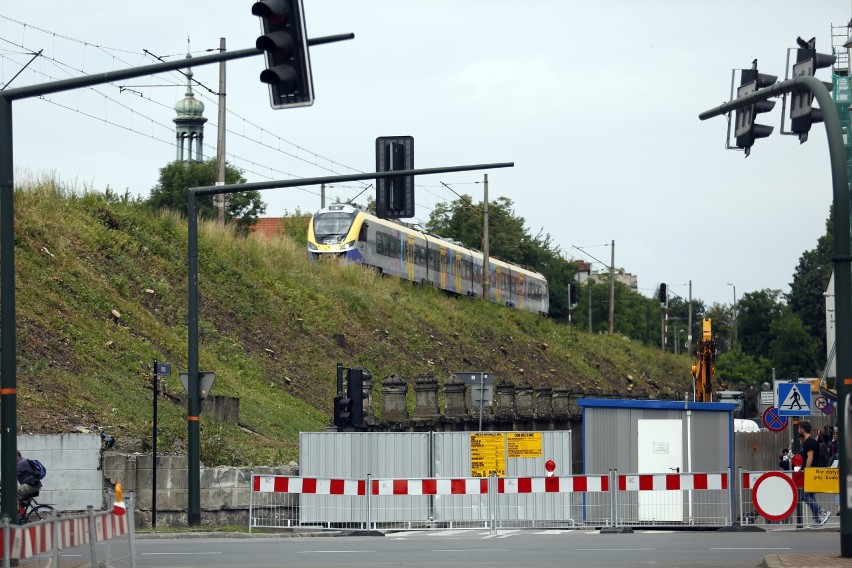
[691,318,716,402]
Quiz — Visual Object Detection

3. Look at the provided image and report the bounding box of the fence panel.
[739,470,840,527]
[495,474,611,529]
[615,471,730,527]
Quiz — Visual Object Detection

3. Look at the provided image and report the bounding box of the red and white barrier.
[253,475,366,496]
[372,478,488,496]
[499,475,609,494]
[618,472,728,492]
[1,510,130,560]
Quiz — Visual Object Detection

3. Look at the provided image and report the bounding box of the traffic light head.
[333,395,353,428]
[252,0,314,109]
[658,283,667,305]
[790,37,835,143]
[569,284,578,308]
[346,367,371,427]
[734,60,777,156]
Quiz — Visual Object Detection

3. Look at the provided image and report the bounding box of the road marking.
[142,552,223,556]
[433,548,509,552]
[710,547,792,551]
[576,548,655,551]
[298,550,371,554]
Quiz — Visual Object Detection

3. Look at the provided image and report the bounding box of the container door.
[637,419,683,522]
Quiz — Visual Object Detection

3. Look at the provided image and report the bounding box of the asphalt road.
[126,528,838,568]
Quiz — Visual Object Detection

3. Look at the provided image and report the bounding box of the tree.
[788,207,832,366]
[148,160,266,235]
[769,309,819,380]
[737,289,785,360]
[425,196,577,320]
[715,346,772,386]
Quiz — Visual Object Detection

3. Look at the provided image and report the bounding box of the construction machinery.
[691,318,716,402]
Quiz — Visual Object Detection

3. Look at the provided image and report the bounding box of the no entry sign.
[752,472,798,522]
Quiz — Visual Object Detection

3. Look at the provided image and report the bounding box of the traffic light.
[252,0,314,109]
[790,37,835,143]
[569,284,578,308]
[376,136,415,219]
[658,283,667,305]
[346,367,371,427]
[734,59,777,156]
[333,394,352,428]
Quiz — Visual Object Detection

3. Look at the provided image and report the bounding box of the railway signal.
[376,136,415,219]
[790,37,835,143]
[333,394,353,427]
[252,0,314,109]
[658,283,667,306]
[569,284,578,309]
[346,367,371,427]
[734,60,777,156]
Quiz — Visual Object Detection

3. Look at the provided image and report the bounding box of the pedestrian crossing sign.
[776,382,811,416]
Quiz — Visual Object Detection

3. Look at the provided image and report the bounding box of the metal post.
[0,96,17,523]
[482,174,489,301]
[700,75,851,553]
[2,515,10,568]
[187,191,201,526]
[365,474,372,531]
[87,505,98,567]
[608,240,615,334]
[478,373,485,432]
[128,494,137,568]
[152,360,158,529]
[51,508,60,567]
[215,38,227,223]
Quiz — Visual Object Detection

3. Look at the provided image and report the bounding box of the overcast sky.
[1,1,849,309]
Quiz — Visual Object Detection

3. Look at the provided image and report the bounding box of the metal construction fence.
[249,470,732,532]
[0,498,135,568]
[738,469,840,528]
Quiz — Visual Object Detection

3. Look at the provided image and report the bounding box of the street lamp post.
[727,282,737,346]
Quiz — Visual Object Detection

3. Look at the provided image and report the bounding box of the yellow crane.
[691,318,716,402]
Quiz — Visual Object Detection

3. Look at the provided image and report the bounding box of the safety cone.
[113,482,126,516]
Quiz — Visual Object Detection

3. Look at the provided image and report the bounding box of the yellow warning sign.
[470,433,506,477]
[804,467,839,494]
[507,432,543,458]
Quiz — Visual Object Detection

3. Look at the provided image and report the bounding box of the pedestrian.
[797,421,831,525]
[16,450,41,503]
[778,448,791,471]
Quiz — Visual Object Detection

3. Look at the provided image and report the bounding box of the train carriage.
[307,203,549,316]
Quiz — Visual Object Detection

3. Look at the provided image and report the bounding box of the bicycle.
[17,494,56,524]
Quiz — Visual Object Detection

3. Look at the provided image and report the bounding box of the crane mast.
[691,318,716,402]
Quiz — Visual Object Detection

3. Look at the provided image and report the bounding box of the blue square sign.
[776,382,811,416]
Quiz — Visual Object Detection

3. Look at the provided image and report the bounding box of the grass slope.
[12,180,693,466]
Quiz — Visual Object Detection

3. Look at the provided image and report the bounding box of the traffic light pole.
[0,45,261,525]
[186,161,512,524]
[701,75,852,556]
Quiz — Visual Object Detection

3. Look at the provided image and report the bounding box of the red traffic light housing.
[252,0,314,109]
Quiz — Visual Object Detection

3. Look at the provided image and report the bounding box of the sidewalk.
[764,553,852,568]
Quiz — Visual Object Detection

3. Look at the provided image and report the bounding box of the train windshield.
[313,211,357,239]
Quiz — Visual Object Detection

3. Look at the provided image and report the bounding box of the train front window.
[313,212,356,239]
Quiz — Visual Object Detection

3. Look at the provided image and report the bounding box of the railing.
[739,469,839,528]
[0,495,135,568]
[249,470,732,533]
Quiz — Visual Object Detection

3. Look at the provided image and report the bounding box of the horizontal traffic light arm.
[701,72,852,548]
[189,162,514,196]
[0,33,352,102]
[700,75,824,123]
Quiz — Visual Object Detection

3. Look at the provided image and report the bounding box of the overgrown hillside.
[12,179,693,465]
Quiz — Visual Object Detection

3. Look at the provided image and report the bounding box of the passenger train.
[307,203,549,315]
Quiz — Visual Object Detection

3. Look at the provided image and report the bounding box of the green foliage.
[737,289,785,359]
[424,196,578,319]
[769,309,820,380]
[715,346,772,386]
[11,178,703,465]
[147,160,266,235]
[788,207,833,365]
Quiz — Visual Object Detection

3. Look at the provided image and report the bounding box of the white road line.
[576,548,655,551]
[710,547,792,551]
[142,552,223,556]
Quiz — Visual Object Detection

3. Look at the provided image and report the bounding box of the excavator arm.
[690,318,716,403]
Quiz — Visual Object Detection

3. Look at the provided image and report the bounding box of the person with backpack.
[15,451,43,503]
[797,421,831,525]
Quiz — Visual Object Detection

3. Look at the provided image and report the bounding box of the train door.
[439,246,448,288]
[494,266,502,304]
[518,273,525,310]
[406,234,415,280]
[454,252,462,292]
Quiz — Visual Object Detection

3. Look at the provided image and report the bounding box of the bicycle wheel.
[27,505,56,523]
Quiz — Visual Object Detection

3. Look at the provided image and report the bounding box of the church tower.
[173,51,207,162]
